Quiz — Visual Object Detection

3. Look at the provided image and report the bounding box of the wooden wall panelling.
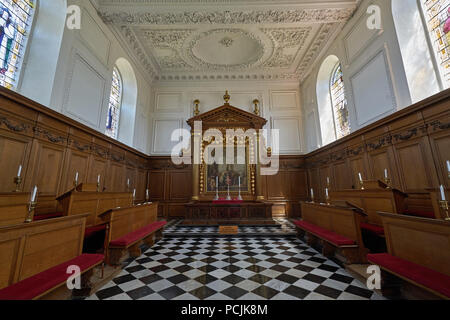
[424,108,450,188]
[87,138,109,192]
[28,114,69,214]
[108,146,126,192]
[346,137,370,189]
[390,113,439,193]
[61,128,92,194]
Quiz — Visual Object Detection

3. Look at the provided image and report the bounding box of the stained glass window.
[105,67,122,139]
[330,63,350,139]
[422,0,450,88]
[0,0,34,89]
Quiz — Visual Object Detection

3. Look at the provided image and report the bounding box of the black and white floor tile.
[87,236,385,300]
[163,219,297,237]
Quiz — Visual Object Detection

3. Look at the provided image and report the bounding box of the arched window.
[0,0,35,89]
[420,0,450,89]
[330,63,350,139]
[105,67,123,139]
[317,56,351,146]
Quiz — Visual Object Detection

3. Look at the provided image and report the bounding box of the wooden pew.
[57,189,133,227]
[330,183,407,233]
[295,201,368,264]
[99,202,166,265]
[368,212,450,299]
[0,214,104,300]
[0,192,31,227]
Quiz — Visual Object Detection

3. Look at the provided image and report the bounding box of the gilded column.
[256,132,264,200]
[191,129,201,201]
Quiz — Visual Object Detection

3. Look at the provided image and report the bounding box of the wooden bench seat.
[368,253,450,299]
[109,220,167,248]
[296,202,368,264]
[99,202,164,265]
[0,214,104,299]
[360,222,384,235]
[0,253,104,300]
[294,220,356,246]
[369,212,450,299]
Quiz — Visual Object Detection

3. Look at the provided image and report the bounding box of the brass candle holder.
[253,99,260,116]
[439,200,450,221]
[359,180,365,190]
[384,177,392,189]
[97,181,101,193]
[25,201,37,223]
[193,99,200,116]
[13,176,22,192]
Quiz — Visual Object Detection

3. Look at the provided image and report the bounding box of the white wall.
[19,0,153,154]
[301,0,413,151]
[148,81,304,156]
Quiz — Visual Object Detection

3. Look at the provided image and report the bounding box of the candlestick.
[132,189,136,203]
[30,185,38,202]
[17,165,22,178]
[74,172,79,187]
[26,186,38,223]
[326,177,330,188]
[447,160,450,179]
[325,188,330,205]
[440,185,446,201]
[96,175,101,192]
[13,176,22,192]
[384,168,391,188]
[237,176,243,200]
[310,188,314,202]
[214,176,219,201]
[226,185,231,201]
[358,172,364,190]
[127,179,130,191]
[146,189,150,202]
[439,200,450,221]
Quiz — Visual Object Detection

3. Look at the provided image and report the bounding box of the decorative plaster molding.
[99,8,355,25]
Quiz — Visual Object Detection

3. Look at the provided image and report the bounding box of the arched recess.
[115,57,137,146]
[316,55,340,146]
[391,0,441,103]
[19,0,67,106]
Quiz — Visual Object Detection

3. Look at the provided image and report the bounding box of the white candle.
[325,188,329,198]
[133,189,136,198]
[146,189,149,200]
[239,176,241,188]
[384,169,388,179]
[127,179,130,187]
[326,177,330,185]
[31,186,37,202]
[447,160,450,173]
[216,176,218,188]
[440,185,446,201]
[310,188,314,199]
[97,175,101,184]
[358,172,363,182]
[17,165,22,177]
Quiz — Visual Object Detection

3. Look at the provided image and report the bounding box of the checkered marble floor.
[163,219,297,237]
[87,236,385,300]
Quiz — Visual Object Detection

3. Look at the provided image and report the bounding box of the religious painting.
[205,146,249,193]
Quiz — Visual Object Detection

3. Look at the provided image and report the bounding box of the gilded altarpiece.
[187,96,267,201]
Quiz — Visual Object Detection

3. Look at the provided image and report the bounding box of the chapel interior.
[0,0,449,301]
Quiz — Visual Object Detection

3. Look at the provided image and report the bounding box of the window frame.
[418,0,450,90]
[328,62,350,140]
[0,0,37,90]
[105,66,123,140]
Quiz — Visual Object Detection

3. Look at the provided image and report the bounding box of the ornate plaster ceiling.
[96,0,360,82]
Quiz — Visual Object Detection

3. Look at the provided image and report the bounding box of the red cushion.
[403,210,436,219]
[84,224,107,238]
[367,253,450,298]
[361,222,384,235]
[0,254,104,300]
[33,212,63,221]
[294,220,356,246]
[110,221,167,247]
